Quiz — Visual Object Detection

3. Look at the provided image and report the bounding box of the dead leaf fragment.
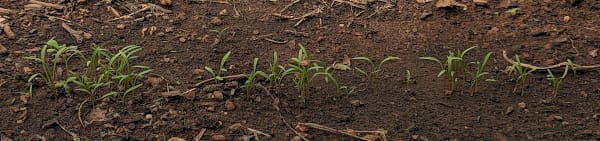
[3,23,15,39]
[350,0,368,5]
[435,0,467,10]
[505,106,513,115]
[88,108,107,122]
[0,43,6,54]
[589,49,598,58]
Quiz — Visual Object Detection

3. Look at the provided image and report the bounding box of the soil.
[2,0,600,140]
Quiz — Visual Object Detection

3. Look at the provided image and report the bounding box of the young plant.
[266,51,286,86]
[245,58,267,93]
[351,56,400,81]
[508,55,536,95]
[546,65,569,97]
[468,52,493,96]
[284,44,322,98]
[339,86,355,97]
[210,27,229,45]
[25,39,82,91]
[205,51,232,82]
[69,73,111,106]
[312,64,349,96]
[419,46,476,93]
[405,70,414,84]
[106,45,152,101]
[86,46,111,80]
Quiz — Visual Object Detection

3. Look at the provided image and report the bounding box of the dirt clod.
[211,17,222,26]
[225,100,235,111]
[350,100,365,107]
[211,134,226,141]
[211,91,224,101]
[146,77,162,88]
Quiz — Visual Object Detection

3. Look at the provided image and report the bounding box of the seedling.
[106,45,152,101]
[405,70,414,84]
[245,58,267,93]
[505,8,519,16]
[546,65,569,97]
[339,86,355,97]
[210,27,229,45]
[86,46,110,80]
[508,55,536,95]
[69,73,111,106]
[284,44,322,98]
[419,46,476,93]
[205,51,232,82]
[312,64,349,96]
[25,39,82,91]
[468,52,493,96]
[266,51,286,86]
[351,56,400,81]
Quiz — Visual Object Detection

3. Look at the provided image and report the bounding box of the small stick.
[194,74,247,87]
[271,13,294,19]
[502,50,600,70]
[294,7,323,27]
[280,0,301,13]
[29,0,65,10]
[61,22,84,43]
[191,0,229,4]
[263,38,288,44]
[333,0,366,9]
[77,100,88,128]
[0,7,15,14]
[194,128,207,141]
[247,128,272,139]
[355,130,389,141]
[44,14,74,23]
[255,83,307,141]
[107,6,121,17]
[108,3,172,22]
[298,123,370,141]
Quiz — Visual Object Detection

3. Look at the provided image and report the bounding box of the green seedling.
[106,45,152,101]
[505,8,519,16]
[339,86,355,97]
[419,46,476,93]
[266,51,286,86]
[405,70,414,84]
[567,59,576,75]
[210,27,229,45]
[86,46,111,80]
[468,52,493,96]
[546,65,569,97]
[284,44,322,98]
[508,55,536,95]
[205,51,232,82]
[69,73,111,106]
[312,64,349,96]
[25,39,82,92]
[351,56,400,81]
[245,58,267,93]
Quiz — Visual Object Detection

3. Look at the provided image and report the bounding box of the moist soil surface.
[2,0,600,140]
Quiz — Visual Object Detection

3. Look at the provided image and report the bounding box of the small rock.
[225,100,235,111]
[553,115,563,121]
[563,16,570,23]
[167,137,185,141]
[211,134,226,141]
[17,119,23,124]
[295,124,308,132]
[179,37,186,42]
[435,0,467,10]
[505,106,514,115]
[206,106,215,112]
[474,0,488,6]
[518,102,526,109]
[211,91,224,101]
[363,134,380,141]
[145,114,153,120]
[160,0,172,5]
[228,123,244,131]
[0,43,7,54]
[531,31,548,37]
[116,24,125,29]
[419,12,433,20]
[350,100,365,107]
[203,83,223,93]
[219,9,228,16]
[165,27,174,33]
[561,121,569,125]
[211,17,222,26]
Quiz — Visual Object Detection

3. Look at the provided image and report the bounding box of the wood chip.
[2,24,15,39]
[29,0,65,10]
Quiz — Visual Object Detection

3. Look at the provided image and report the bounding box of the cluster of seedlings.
[203,44,400,99]
[420,46,576,97]
[25,39,151,106]
[25,40,579,108]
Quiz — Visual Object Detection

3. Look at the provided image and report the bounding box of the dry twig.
[29,0,65,10]
[108,3,172,22]
[0,8,15,14]
[298,123,371,141]
[333,0,366,9]
[502,50,600,70]
[194,74,247,87]
[77,100,88,128]
[191,0,229,4]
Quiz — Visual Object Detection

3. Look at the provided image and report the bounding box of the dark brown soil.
[2,0,600,140]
